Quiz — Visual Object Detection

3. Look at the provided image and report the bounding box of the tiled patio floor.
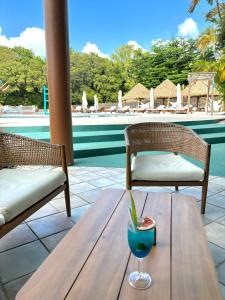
[1,167,225,299]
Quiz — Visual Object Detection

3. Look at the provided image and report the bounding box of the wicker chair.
[125,122,211,214]
[0,132,71,238]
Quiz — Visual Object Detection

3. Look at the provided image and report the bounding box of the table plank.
[16,189,125,300]
[66,190,147,300]
[171,193,223,300]
[119,192,171,300]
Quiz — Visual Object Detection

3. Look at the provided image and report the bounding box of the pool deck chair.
[0,132,71,238]
[117,106,130,113]
[105,106,117,113]
[125,122,211,214]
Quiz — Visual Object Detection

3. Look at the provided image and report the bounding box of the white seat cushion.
[131,153,204,182]
[0,168,66,224]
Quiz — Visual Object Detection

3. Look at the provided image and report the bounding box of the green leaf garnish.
[130,192,138,227]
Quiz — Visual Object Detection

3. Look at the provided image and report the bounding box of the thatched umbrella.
[122,83,150,106]
[182,80,220,97]
[154,79,177,106]
[182,80,220,111]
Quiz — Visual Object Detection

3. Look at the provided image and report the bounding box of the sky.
[0,0,211,58]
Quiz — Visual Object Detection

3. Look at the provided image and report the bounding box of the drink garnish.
[128,207,136,231]
[130,192,138,227]
[137,217,156,231]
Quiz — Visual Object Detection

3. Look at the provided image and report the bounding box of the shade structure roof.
[154,79,177,99]
[122,83,149,102]
[182,80,221,97]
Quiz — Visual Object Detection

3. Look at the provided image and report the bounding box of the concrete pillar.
[44,0,73,164]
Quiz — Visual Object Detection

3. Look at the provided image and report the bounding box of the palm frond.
[206,3,225,19]
[188,0,201,13]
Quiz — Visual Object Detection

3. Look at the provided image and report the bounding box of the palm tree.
[189,0,222,21]
[197,27,217,56]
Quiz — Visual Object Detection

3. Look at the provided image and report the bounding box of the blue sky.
[0,0,211,57]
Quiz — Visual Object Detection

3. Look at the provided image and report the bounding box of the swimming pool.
[3,118,225,177]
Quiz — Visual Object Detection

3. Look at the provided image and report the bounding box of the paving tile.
[76,172,102,181]
[64,205,91,223]
[53,191,65,200]
[217,261,225,285]
[68,168,92,176]
[91,178,115,188]
[220,284,225,300]
[178,187,213,201]
[167,186,186,191]
[94,170,117,177]
[26,203,58,221]
[198,203,225,225]
[216,215,225,227]
[68,175,82,185]
[110,174,126,183]
[209,175,218,181]
[0,241,49,283]
[105,183,125,190]
[205,222,225,249]
[4,273,32,300]
[50,194,87,211]
[209,242,225,267]
[84,167,107,172]
[208,182,225,194]
[0,224,37,253]
[27,213,74,238]
[213,177,225,187]
[41,229,70,252]
[77,189,105,203]
[207,194,225,209]
[69,182,97,194]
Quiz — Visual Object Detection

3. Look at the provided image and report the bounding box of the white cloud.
[127,40,146,51]
[0,26,46,57]
[178,18,199,39]
[151,39,170,46]
[82,42,109,58]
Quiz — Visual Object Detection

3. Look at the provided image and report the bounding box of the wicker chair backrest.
[0,132,63,167]
[125,122,208,163]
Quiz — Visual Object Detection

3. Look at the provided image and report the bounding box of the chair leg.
[201,184,208,214]
[64,183,71,217]
[175,186,179,192]
[126,183,132,190]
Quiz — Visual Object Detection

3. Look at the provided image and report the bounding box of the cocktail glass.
[127,220,155,289]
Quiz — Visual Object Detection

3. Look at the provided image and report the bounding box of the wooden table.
[16,189,222,300]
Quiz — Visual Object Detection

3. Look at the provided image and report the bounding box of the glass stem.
[138,258,142,275]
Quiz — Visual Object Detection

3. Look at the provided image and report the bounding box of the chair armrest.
[0,132,65,167]
[124,130,130,146]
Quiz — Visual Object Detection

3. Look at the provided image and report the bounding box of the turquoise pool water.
[75,143,225,177]
[3,119,225,177]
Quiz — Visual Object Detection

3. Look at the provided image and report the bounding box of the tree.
[70,50,123,104]
[189,0,222,21]
[131,39,200,88]
[0,46,46,106]
[197,28,217,56]
[111,44,137,91]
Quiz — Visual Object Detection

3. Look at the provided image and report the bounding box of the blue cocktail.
[128,223,155,258]
[127,219,155,289]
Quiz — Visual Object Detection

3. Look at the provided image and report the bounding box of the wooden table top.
[16,189,222,300]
